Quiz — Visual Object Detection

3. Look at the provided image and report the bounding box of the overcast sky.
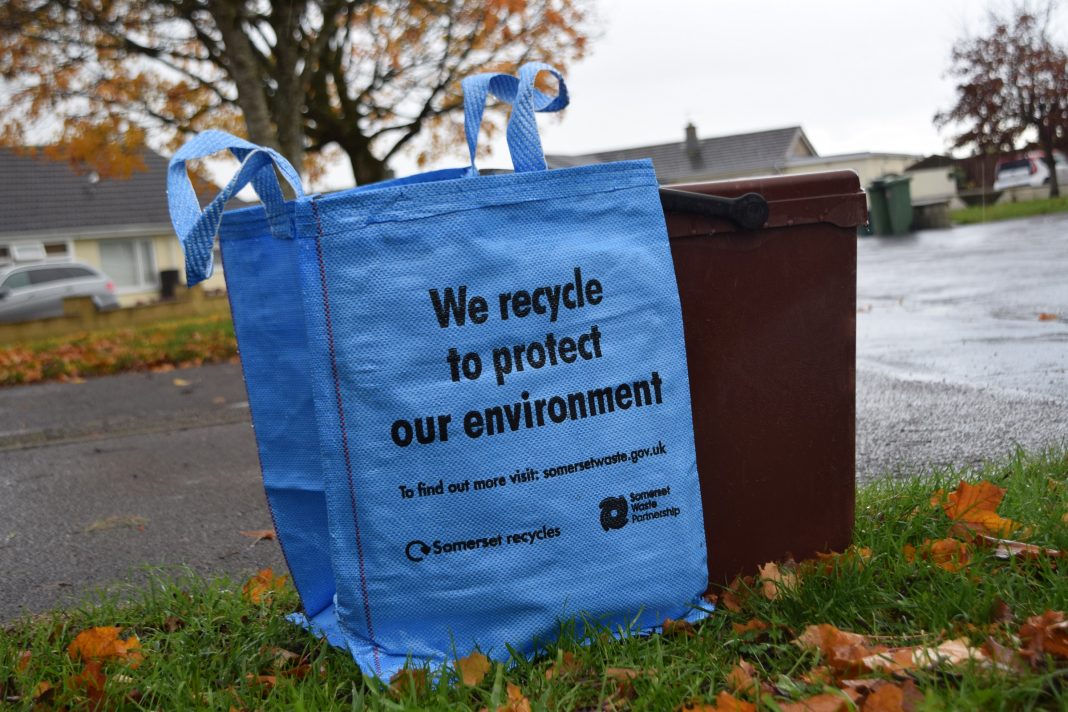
[355,0,1041,186]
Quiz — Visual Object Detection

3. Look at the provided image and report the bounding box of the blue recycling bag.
[170,63,707,678]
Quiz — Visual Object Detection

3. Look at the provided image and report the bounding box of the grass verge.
[0,315,237,387]
[3,448,1067,710]
[951,195,1068,225]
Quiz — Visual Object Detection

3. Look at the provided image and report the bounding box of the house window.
[0,245,9,266]
[44,241,70,259]
[99,239,158,291]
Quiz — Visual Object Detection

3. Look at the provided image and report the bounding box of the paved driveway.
[1,214,1066,620]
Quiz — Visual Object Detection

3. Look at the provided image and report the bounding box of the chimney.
[685,123,701,165]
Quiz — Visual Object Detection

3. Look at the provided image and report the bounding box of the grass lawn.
[952,196,1068,225]
[3,448,1067,710]
[0,315,237,387]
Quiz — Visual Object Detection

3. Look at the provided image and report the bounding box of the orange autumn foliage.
[241,568,288,604]
[67,627,143,667]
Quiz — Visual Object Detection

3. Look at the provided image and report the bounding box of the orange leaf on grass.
[1019,610,1068,660]
[67,659,107,709]
[795,624,879,674]
[903,538,972,572]
[544,651,582,680]
[68,626,143,667]
[487,682,530,712]
[777,693,851,711]
[732,619,769,635]
[389,668,427,698]
[456,650,491,686]
[861,683,905,712]
[242,568,288,604]
[758,561,797,601]
[975,534,1061,560]
[662,617,696,638]
[16,650,31,672]
[941,480,1020,537]
[725,658,758,697]
[680,691,757,711]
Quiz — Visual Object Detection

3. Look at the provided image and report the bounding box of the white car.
[992,150,1068,191]
[0,262,119,323]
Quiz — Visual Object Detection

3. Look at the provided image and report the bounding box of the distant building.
[547,124,932,203]
[547,124,818,184]
[0,149,227,305]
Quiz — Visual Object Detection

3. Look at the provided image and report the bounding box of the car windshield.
[998,159,1031,173]
[1,271,31,290]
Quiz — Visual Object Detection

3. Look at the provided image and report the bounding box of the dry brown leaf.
[720,588,744,613]
[1019,610,1068,661]
[68,626,143,667]
[758,561,797,601]
[982,636,1029,673]
[813,546,873,573]
[1038,312,1059,321]
[262,645,300,669]
[976,534,1061,560]
[239,529,276,542]
[941,480,1020,537]
[163,615,185,633]
[861,683,904,712]
[990,598,1014,625]
[680,691,757,711]
[777,692,851,711]
[242,568,287,604]
[544,651,582,680]
[495,682,531,712]
[725,659,757,697]
[903,538,972,572]
[16,649,31,672]
[796,624,879,674]
[662,617,696,638]
[731,619,769,636]
[604,667,641,701]
[33,680,54,702]
[456,650,491,686]
[67,659,106,708]
[389,668,427,698]
[172,377,191,387]
[863,638,987,673]
[245,673,277,690]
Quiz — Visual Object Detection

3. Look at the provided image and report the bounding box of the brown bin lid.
[665,170,868,237]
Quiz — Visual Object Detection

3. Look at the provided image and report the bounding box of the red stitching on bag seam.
[311,198,382,676]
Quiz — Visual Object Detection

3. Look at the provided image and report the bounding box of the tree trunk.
[1041,126,1060,198]
[345,140,391,185]
[208,2,279,155]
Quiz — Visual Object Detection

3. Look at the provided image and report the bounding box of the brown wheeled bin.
[663,170,867,588]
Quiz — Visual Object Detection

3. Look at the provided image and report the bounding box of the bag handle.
[462,62,569,174]
[167,130,305,285]
[508,62,569,173]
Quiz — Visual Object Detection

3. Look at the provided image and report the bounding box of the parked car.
[992,150,1068,191]
[0,262,119,323]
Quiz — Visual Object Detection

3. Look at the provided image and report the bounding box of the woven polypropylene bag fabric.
[295,157,707,677]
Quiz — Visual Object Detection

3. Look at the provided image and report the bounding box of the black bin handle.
[658,188,769,231]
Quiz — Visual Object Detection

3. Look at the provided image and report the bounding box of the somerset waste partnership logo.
[599,496,629,531]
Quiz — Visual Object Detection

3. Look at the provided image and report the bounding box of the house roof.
[0,149,177,238]
[0,148,249,239]
[546,126,815,184]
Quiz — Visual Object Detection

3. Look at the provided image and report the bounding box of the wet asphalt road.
[1,214,1066,620]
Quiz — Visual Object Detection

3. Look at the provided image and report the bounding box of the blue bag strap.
[508,62,569,173]
[167,130,305,285]
[462,63,569,174]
